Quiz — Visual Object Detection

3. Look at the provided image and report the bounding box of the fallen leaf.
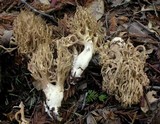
[108,0,123,7]
[118,16,129,25]
[151,107,160,124]
[128,22,150,37]
[31,102,53,124]
[141,91,158,113]
[0,30,13,46]
[87,114,97,124]
[51,0,57,6]
[109,15,117,32]
[86,0,104,20]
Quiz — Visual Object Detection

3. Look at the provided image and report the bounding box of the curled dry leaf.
[87,114,97,124]
[0,30,17,53]
[141,90,158,113]
[0,30,13,46]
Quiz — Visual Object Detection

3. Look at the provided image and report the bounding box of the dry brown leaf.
[151,107,160,124]
[141,91,158,113]
[87,114,97,124]
[109,0,123,7]
[109,15,117,32]
[118,16,129,25]
[31,103,53,124]
[86,0,104,20]
[89,109,121,124]
[3,110,16,122]
[0,30,13,46]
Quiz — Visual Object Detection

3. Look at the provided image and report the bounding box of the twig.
[20,0,58,25]
[143,87,151,111]
[147,63,160,74]
[81,92,88,110]
[0,45,17,53]
[146,86,160,90]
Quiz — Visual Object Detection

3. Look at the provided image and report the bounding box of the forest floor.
[0,0,160,124]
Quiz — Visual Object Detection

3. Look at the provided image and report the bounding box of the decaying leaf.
[87,108,121,124]
[3,110,17,122]
[141,90,158,113]
[86,0,104,20]
[109,15,117,32]
[0,30,13,46]
[87,114,97,124]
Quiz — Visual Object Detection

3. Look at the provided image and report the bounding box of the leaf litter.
[0,0,160,124]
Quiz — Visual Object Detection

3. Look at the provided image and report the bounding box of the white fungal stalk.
[43,83,63,117]
[67,7,105,79]
[71,39,94,78]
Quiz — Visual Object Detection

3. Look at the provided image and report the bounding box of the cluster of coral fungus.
[99,39,149,106]
[13,10,73,115]
[13,6,105,116]
[13,5,150,116]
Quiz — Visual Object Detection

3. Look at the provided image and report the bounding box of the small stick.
[81,92,88,110]
[147,63,160,74]
[20,0,58,25]
[146,86,160,90]
[143,87,151,111]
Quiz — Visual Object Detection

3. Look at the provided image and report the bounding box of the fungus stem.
[43,83,64,117]
[71,40,94,78]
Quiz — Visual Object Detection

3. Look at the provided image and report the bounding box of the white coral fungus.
[67,6,105,78]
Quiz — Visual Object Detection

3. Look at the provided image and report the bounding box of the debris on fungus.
[13,10,52,55]
[66,6,105,78]
[99,38,149,106]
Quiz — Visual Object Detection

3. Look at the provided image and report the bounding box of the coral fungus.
[28,40,72,116]
[14,10,73,117]
[100,38,149,106]
[13,10,52,55]
[28,43,55,90]
[66,6,105,78]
